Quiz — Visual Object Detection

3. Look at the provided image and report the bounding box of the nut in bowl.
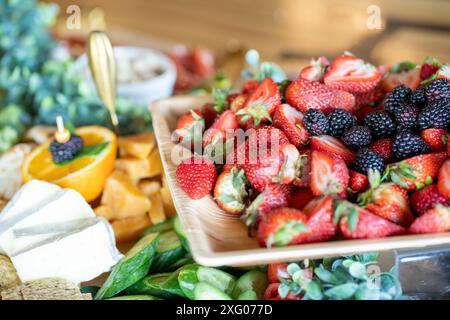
[151,53,450,267]
[76,46,176,106]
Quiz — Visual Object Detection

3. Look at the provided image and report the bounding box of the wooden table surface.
[50,0,450,75]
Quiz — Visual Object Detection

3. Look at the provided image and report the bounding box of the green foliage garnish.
[55,142,109,166]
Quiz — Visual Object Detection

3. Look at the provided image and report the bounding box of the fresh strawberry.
[267,263,290,283]
[273,104,311,147]
[310,135,356,164]
[244,184,291,227]
[324,54,381,93]
[361,183,414,227]
[336,201,405,239]
[436,65,450,81]
[420,57,441,81]
[241,79,260,95]
[202,110,239,147]
[420,129,448,152]
[176,156,217,199]
[380,62,421,92]
[189,47,215,77]
[438,159,450,198]
[411,185,450,216]
[257,207,309,247]
[264,283,302,300]
[229,94,247,113]
[310,150,349,197]
[352,86,384,109]
[408,205,450,234]
[275,144,302,185]
[174,109,205,146]
[240,149,283,192]
[298,56,330,82]
[289,187,315,210]
[236,78,281,126]
[349,170,369,193]
[386,152,447,191]
[285,79,355,113]
[213,167,248,215]
[300,195,336,243]
[369,138,393,161]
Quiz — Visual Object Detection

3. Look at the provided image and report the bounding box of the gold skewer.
[87,30,120,136]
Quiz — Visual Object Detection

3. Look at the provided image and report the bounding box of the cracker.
[0,255,20,290]
[21,278,84,300]
[1,286,23,300]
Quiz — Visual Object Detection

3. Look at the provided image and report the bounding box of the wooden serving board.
[150,95,450,267]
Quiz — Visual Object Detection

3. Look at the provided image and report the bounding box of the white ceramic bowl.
[75,46,176,106]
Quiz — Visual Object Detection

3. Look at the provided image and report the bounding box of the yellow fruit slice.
[118,132,155,159]
[21,126,117,202]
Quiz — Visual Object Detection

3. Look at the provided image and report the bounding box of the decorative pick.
[54,116,71,143]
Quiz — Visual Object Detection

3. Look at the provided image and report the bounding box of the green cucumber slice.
[237,290,258,300]
[127,270,185,299]
[141,217,175,237]
[173,216,190,252]
[151,230,186,272]
[232,270,268,299]
[95,232,159,300]
[194,282,232,300]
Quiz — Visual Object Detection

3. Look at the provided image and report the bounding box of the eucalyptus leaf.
[314,266,340,285]
[305,280,323,300]
[348,262,367,279]
[324,283,358,300]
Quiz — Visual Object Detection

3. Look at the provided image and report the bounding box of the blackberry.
[410,87,427,108]
[342,126,372,150]
[327,109,357,137]
[353,148,385,175]
[425,78,450,103]
[49,135,84,163]
[304,109,330,136]
[417,100,450,130]
[384,85,412,114]
[363,110,396,138]
[392,103,419,132]
[392,132,429,159]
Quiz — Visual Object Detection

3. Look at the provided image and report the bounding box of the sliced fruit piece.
[202,110,239,147]
[324,54,381,93]
[213,167,248,215]
[349,170,369,193]
[175,156,217,200]
[310,135,356,164]
[94,205,114,220]
[139,180,162,197]
[148,192,166,225]
[273,103,310,147]
[174,109,205,147]
[111,215,152,244]
[380,62,421,92]
[438,160,450,199]
[301,195,336,243]
[411,184,450,216]
[299,56,330,82]
[289,187,315,211]
[118,132,155,159]
[267,263,290,284]
[22,126,117,202]
[101,170,151,219]
[310,150,349,197]
[421,129,448,152]
[408,205,450,234]
[161,174,176,217]
[276,144,301,185]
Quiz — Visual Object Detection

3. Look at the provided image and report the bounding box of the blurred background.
[50,0,450,75]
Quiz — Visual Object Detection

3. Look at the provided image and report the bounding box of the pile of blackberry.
[50,135,84,163]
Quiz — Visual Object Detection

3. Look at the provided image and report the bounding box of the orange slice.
[22,126,117,202]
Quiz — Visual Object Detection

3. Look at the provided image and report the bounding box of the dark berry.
[384,85,412,114]
[392,132,429,159]
[353,148,385,175]
[417,100,450,130]
[363,110,396,138]
[327,109,357,137]
[50,135,84,163]
[424,78,450,103]
[392,103,419,132]
[410,87,427,108]
[278,80,292,102]
[342,126,372,150]
[304,109,329,136]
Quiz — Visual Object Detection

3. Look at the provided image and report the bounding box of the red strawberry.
[420,57,441,81]
[324,54,381,93]
[352,86,384,109]
[229,94,247,113]
[411,185,450,216]
[336,201,405,239]
[275,144,301,185]
[363,183,415,227]
[369,138,393,161]
[409,205,450,234]
[420,129,448,152]
[267,264,290,284]
[298,56,330,82]
[202,110,239,147]
[300,195,336,243]
[349,170,369,193]
[257,207,309,247]
[380,62,421,92]
[264,283,303,300]
[176,156,218,199]
[289,187,315,210]
[213,167,248,215]
[236,78,281,126]
[436,65,450,81]
[285,79,355,113]
[174,109,205,146]
[189,47,215,77]
[292,150,311,188]
[310,135,356,164]
[245,125,290,149]
[387,152,447,191]
[310,150,349,197]
[273,104,311,147]
[241,79,260,95]
[245,184,291,227]
[202,103,218,128]
[438,159,450,198]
